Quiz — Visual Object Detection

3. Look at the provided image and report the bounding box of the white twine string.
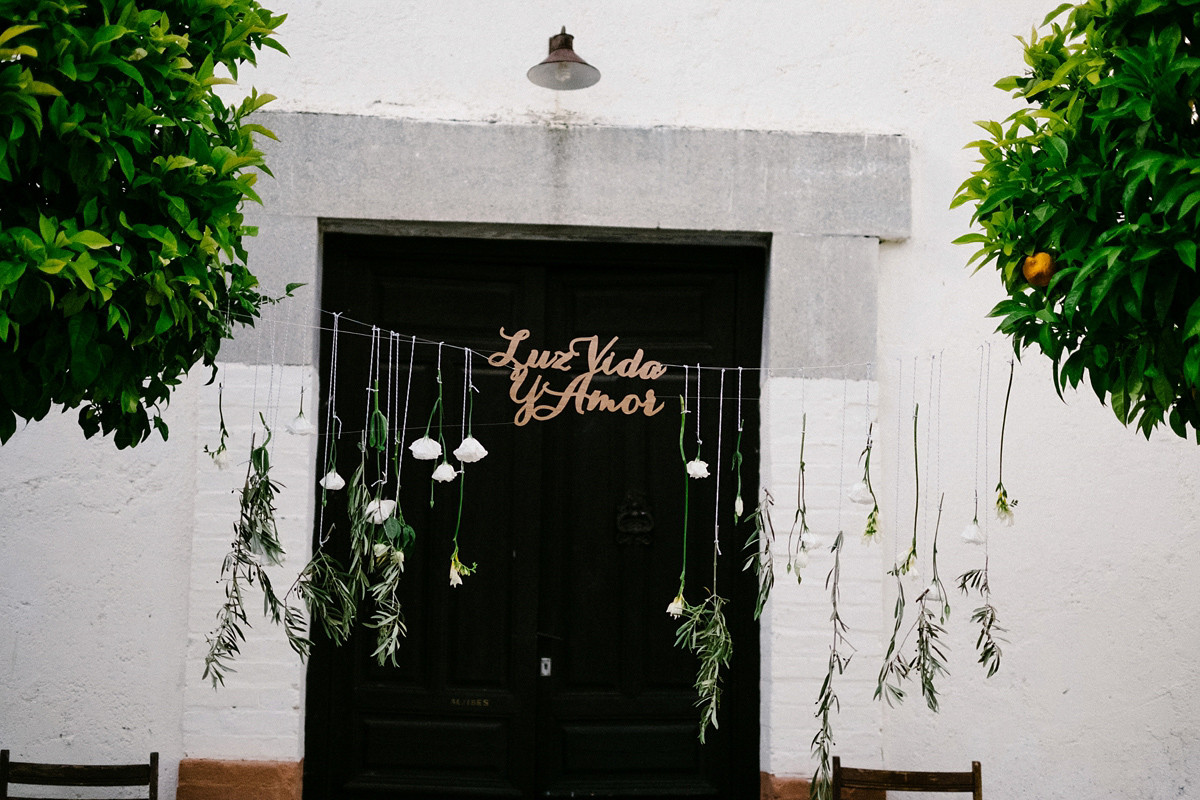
[467,348,477,435]
[682,364,690,415]
[837,377,848,534]
[894,358,903,563]
[924,356,935,568]
[461,348,470,444]
[975,345,984,519]
[695,363,702,447]
[395,335,416,496]
[381,332,396,487]
[737,366,744,432]
[714,368,726,556]
[984,343,993,541]
[362,326,379,446]
[912,356,918,559]
[936,351,944,515]
[318,313,342,546]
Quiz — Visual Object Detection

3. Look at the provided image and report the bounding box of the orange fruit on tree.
[1022,252,1056,288]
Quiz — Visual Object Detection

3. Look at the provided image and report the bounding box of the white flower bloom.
[212,448,231,471]
[365,499,396,525]
[392,550,405,571]
[432,462,458,482]
[453,436,488,463]
[286,413,315,436]
[686,459,709,479]
[961,520,985,545]
[996,505,1015,527]
[734,495,744,517]
[319,470,345,491]
[666,594,685,618]
[848,480,873,505]
[800,532,823,550]
[923,583,944,604]
[373,543,389,560]
[409,436,442,460]
[795,549,810,569]
[450,563,463,588]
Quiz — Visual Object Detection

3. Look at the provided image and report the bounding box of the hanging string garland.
[201,303,1030,755]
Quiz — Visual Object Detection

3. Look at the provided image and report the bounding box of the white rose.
[453,436,488,463]
[795,549,810,569]
[686,459,709,479]
[996,505,1015,526]
[847,481,873,505]
[319,470,345,490]
[212,448,231,471]
[432,462,457,482]
[286,413,315,436]
[666,594,685,618]
[961,520,985,544]
[391,550,405,571]
[364,499,396,525]
[373,543,389,560]
[409,436,442,460]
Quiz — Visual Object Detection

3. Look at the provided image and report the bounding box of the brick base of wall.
[177,759,302,800]
[760,772,885,800]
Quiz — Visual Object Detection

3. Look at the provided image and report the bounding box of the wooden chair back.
[832,756,981,799]
[0,750,158,799]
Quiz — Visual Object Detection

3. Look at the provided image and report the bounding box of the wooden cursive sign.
[488,328,668,426]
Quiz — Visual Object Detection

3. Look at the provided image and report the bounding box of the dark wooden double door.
[305,234,764,799]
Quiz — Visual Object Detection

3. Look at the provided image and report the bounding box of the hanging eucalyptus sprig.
[291,550,355,647]
[995,360,1017,525]
[875,570,910,707]
[912,495,950,712]
[203,420,310,686]
[674,593,732,743]
[787,413,812,579]
[810,532,852,800]
[742,489,777,620]
[878,405,921,706]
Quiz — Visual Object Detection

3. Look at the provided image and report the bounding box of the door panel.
[306,234,763,799]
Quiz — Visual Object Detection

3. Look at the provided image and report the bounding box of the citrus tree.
[954,0,1200,440]
[0,0,285,448]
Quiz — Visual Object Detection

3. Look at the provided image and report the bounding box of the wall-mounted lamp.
[527,27,600,90]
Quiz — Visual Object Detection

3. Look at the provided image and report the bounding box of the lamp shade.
[527,27,600,90]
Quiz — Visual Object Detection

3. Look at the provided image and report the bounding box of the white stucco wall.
[4,2,1200,799]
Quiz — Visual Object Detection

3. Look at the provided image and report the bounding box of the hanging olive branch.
[787,412,812,579]
[912,495,950,712]
[742,489,777,620]
[810,531,851,800]
[204,420,310,687]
